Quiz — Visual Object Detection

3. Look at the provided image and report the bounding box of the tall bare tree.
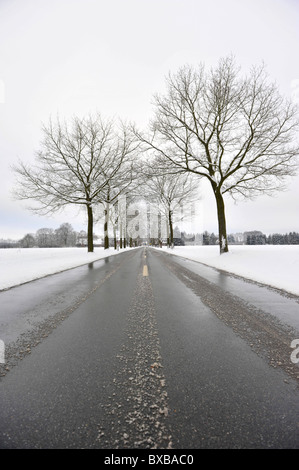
[136,57,299,253]
[12,114,139,252]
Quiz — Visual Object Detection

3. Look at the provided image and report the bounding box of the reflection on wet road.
[0,247,298,449]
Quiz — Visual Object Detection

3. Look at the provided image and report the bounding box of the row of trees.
[19,223,80,248]
[12,116,200,251]
[12,56,299,254]
[182,230,299,246]
[202,230,299,245]
[3,227,299,249]
[267,232,299,245]
[245,231,299,245]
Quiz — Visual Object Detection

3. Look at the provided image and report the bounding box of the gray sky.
[0,0,298,239]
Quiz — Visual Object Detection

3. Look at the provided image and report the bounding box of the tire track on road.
[158,251,299,385]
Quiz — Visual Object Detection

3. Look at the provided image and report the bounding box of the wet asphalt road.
[0,247,298,449]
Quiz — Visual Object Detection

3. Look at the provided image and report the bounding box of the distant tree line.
[16,223,93,248]
[245,231,299,245]
[1,226,299,248]
[150,229,299,246]
[199,230,299,245]
[0,239,20,248]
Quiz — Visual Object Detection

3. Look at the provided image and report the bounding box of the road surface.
[0,247,298,449]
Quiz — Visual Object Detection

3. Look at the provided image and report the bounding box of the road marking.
[143,265,148,276]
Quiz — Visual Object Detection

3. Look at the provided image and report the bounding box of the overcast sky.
[0,0,298,239]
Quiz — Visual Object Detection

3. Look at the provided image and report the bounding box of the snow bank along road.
[0,247,298,449]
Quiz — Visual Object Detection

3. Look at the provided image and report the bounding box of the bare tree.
[136,57,299,253]
[36,227,55,247]
[19,233,36,248]
[143,162,199,247]
[55,223,76,247]
[12,114,139,252]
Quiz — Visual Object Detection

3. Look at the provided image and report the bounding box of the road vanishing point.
[0,247,299,449]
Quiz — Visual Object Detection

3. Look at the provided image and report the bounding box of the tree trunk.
[119,222,123,249]
[214,188,228,254]
[113,223,117,250]
[87,204,94,253]
[123,219,127,248]
[168,209,174,248]
[158,210,162,248]
[104,202,110,249]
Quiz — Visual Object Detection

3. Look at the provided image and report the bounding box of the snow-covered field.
[0,245,298,296]
[0,247,136,291]
[157,245,299,296]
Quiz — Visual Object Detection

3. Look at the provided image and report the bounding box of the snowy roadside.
[1,245,298,297]
[151,245,299,297]
[0,246,137,291]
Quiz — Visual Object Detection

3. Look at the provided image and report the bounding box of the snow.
[0,245,298,297]
[155,245,299,296]
[0,247,136,291]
